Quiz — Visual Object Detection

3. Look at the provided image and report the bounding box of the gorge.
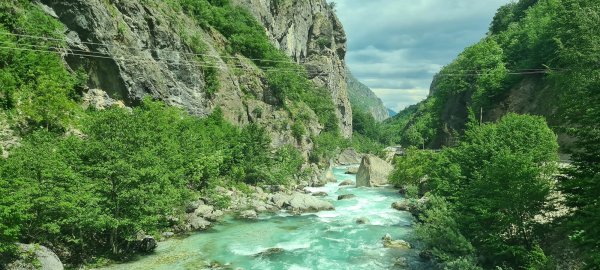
[1,0,599,269]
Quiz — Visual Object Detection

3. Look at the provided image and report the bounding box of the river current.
[100,166,426,270]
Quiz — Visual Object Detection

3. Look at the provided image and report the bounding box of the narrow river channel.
[100,166,426,270]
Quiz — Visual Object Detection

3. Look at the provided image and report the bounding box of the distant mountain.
[346,70,389,122]
[387,108,397,117]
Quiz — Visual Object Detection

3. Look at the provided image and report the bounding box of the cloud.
[333,0,512,111]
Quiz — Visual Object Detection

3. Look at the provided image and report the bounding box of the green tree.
[553,0,600,266]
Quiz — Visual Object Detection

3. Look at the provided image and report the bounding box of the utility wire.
[0,44,333,76]
[0,33,564,77]
[0,32,301,65]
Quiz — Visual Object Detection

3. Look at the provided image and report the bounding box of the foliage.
[552,0,600,266]
[407,113,559,268]
[0,100,305,264]
[0,2,85,131]
[415,196,476,263]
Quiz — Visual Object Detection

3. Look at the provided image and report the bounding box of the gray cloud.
[333,0,512,111]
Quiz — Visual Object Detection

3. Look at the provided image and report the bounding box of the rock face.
[233,0,353,137]
[37,0,352,158]
[6,244,64,270]
[356,155,394,187]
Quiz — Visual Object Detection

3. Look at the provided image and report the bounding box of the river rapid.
[100,166,427,270]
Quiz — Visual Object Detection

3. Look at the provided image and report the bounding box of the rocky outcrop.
[233,0,353,137]
[337,148,362,165]
[6,244,64,270]
[356,155,394,187]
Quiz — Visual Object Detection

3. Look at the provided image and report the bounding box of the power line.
[0,44,333,76]
[0,32,300,65]
[0,32,566,76]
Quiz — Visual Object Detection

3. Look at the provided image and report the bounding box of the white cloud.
[334,0,512,111]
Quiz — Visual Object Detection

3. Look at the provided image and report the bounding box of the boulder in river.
[253,248,285,257]
[6,244,64,270]
[391,201,410,211]
[382,234,412,249]
[339,180,355,186]
[356,217,370,224]
[356,154,394,187]
[271,192,334,213]
[337,148,362,165]
[239,209,258,219]
[337,194,356,200]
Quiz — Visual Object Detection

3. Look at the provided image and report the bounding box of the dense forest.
[385,0,600,268]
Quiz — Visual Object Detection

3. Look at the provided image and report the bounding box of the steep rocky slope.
[36,0,352,158]
[233,0,353,137]
[346,70,389,122]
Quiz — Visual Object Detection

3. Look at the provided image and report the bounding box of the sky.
[333,0,513,112]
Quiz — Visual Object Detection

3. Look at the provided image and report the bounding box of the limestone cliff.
[232,0,353,137]
[37,0,352,158]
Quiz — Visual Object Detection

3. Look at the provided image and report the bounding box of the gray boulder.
[271,192,334,213]
[239,209,258,219]
[356,154,394,187]
[337,148,362,165]
[6,244,64,270]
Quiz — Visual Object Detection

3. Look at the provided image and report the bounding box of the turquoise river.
[99,166,428,270]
